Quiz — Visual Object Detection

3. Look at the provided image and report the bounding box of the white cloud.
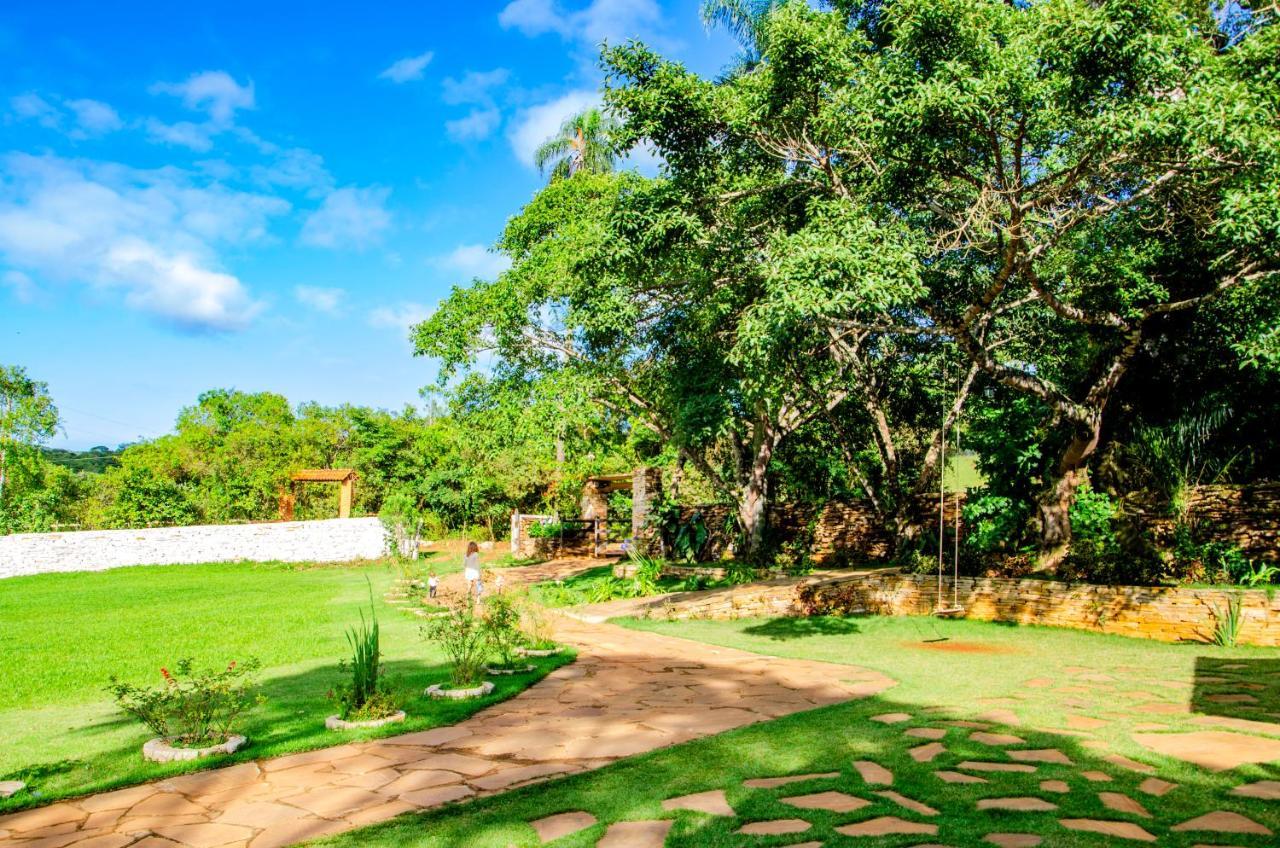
[439,243,511,280]
[250,147,334,196]
[0,153,283,331]
[65,99,122,135]
[379,51,435,83]
[150,71,255,124]
[10,93,62,129]
[508,89,598,167]
[368,301,434,332]
[300,186,392,249]
[2,269,36,302]
[446,108,502,141]
[145,118,214,151]
[441,69,511,105]
[294,284,345,313]
[499,0,661,44]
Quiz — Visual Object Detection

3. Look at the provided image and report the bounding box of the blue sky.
[0,0,736,449]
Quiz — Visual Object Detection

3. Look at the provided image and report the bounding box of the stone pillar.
[338,477,354,519]
[632,467,663,546]
[580,480,609,521]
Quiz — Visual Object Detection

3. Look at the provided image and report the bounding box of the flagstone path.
[0,561,895,848]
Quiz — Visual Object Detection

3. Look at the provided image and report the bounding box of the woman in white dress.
[463,541,481,597]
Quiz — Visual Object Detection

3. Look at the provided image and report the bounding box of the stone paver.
[0,558,894,848]
[737,819,811,835]
[1232,780,1280,800]
[852,761,892,786]
[1098,792,1150,818]
[780,791,870,814]
[875,790,937,816]
[530,811,597,842]
[596,820,672,848]
[1059,819,1156,842]
[1171,811,1273,835]
[661,790,733,817]
[744,772,839,789]
[835,817,937,837]
[976,798,1057,812]
[983,834,1041,847]
[1133,731,1280,772]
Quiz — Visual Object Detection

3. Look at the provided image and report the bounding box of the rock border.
[0,780,25,799]
[142,735,246,763]
[425,681,495,700]
[518,646,561,657]
[324,710,407,731]
[486,664,536,675]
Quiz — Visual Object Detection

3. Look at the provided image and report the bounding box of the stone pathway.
[0,586,893,848]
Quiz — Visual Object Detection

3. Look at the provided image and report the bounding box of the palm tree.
[533,107,618,182]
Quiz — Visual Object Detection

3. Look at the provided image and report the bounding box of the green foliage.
[331,595,397,721]
[481,593,524,669]
[107,657,264,746]
[962,494,1021,555]
[526,520,570,539]
[1210,595,1244,647]
[423,594,489,688]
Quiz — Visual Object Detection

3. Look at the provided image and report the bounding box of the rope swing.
[934,361,965,618]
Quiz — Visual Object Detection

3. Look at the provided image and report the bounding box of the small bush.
[519,597,557,651]
[481,593,523,669]
[424,594,489,688]
[108,657,264,746]
[331,599,399,721]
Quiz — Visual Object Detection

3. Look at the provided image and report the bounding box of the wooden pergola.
[278,468,357,520]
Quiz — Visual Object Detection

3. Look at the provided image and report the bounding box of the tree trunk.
[736,436,775,563]
[1036,419,1102,571]
[0,444,7,503]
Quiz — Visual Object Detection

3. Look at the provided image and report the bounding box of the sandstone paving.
[743,773,839,790]
[529,811,597,842]
[0,565,893,848]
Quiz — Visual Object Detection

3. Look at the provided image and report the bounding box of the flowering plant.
[107,657,265,746]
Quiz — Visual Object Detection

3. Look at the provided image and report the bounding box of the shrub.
[482,593,523,669]
[1210,594,1243,647]
[962,493,1022,553]
[424,594,489,688]
[519,597,557,650]
[331,599,399,721]
[108,657,264,746]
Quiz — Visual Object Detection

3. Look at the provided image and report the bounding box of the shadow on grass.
[742,616,862,641]
[296,662,1280,848]
[0,653,572,813]
[1193,656,1280,722]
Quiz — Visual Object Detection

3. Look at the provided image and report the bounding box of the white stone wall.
[0,518,389,579]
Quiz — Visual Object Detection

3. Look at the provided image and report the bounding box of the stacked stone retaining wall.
[0,518,389,579]
[634,570,1280,647]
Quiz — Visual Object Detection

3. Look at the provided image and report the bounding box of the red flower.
[228,660,237,670]
[160,667,170,678]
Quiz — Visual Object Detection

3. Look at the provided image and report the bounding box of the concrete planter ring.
[425,681,494,700]
[486,664,535,675]
[325,710,407,731]
[517,646,561,657]
[142,734,246,763]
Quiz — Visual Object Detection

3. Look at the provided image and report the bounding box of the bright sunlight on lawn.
[313,614,1280,848]
[0,559,569,811]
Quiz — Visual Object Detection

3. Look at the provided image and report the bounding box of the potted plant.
[483,593,533,674]
[108,657,264,763]
[423,594,494,698]
[326,599,404,729]
[517,597,561,657]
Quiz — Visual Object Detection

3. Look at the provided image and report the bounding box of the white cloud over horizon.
[446,108,502,141]
[507,89,598,168]
[147,70,255,151]
[0,152,280,331]
[379,51,435,83]
[10,93,124,139]
[300,186,392,249]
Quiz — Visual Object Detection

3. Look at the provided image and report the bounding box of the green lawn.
[314,615,1280,848]
[0,559,570,812]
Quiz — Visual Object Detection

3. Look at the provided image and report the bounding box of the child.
[427,571,439,599]
[463,542,481,595]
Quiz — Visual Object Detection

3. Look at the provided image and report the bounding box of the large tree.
[680,0,1279,566]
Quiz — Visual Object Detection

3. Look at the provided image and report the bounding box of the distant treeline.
[41,446,122,475]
